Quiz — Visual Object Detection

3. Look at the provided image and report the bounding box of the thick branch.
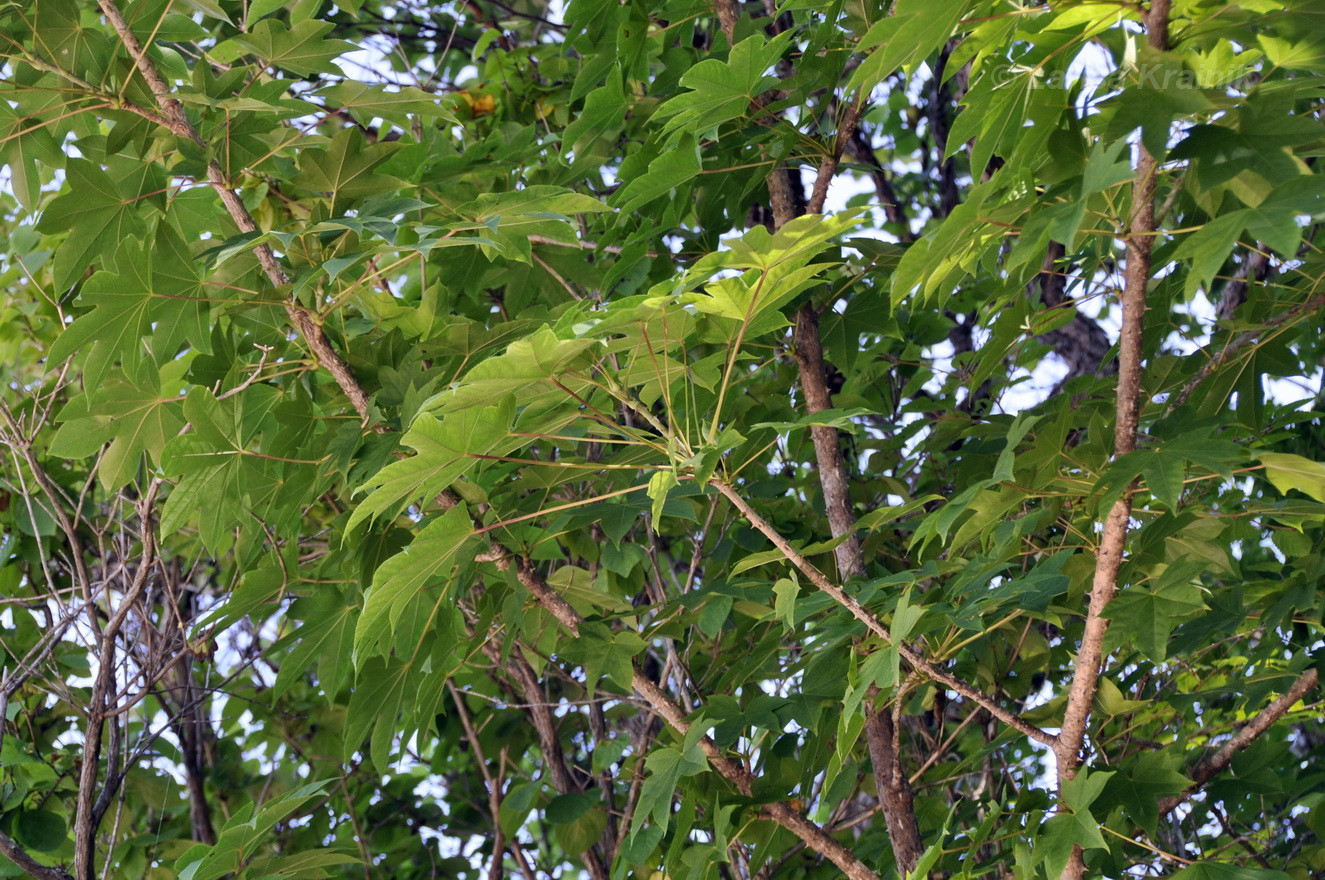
[712,481,1055,747]
[95,0,375,425]
[864,689,924,875]
[793,306,866,579]
[1034,241,1116,385]
[843,127,914,241]
[1157,668,1319,817]
[1215,246,1272,321]
[1053,4,1168,877]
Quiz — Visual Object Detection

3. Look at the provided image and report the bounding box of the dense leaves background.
[0,0,1324,878]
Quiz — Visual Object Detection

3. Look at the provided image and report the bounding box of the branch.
[0,830,74,880]
[1053,4,1169,877]
[507,560,880,879]
[447,681,538,880]
[0,403,95,607]
[843,125,914,241]
[1157,668,1319,818]
[94,0,376,426]
[792,306,866,580]
[1033,241,1116,386]
[75,486,161,880]
[1215,246,1273,321]
[806,95,866,215]
[711,481,1056,747]
[472,606,608,879]
[1164,291,1325,417]
[864,688,924,875]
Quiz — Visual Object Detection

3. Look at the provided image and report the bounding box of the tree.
[0,0,1323,877]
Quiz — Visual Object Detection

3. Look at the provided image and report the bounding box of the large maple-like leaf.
[229,19,355,77]
[36,160,151,292]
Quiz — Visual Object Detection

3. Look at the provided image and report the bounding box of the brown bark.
[0,830,75,880]
[1215,246,1272,321]
[1053,5,1169,878]
[1157,668,1319,817]
[865,690,925,875]
[793,306,866,580]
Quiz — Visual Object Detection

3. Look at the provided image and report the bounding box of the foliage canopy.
[0,0,1324,879]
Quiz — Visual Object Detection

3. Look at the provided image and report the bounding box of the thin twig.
[710,480,1055,748]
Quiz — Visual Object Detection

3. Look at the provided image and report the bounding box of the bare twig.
[448,681,537,880]
[75,484,162,880]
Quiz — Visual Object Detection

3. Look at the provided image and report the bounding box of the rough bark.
[1053,5,1169,878]
[865,692,925,875]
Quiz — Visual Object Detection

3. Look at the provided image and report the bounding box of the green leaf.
[356,503,476,660]
[647,469,679,530]
[546,791,598,824]
[612,137,702,213]
[349,398,518,530]
[45,243,156,389]
[499,782,540,838]
[1100,750,1190,836]
[751,407,875,435]
[772,577,799,632]
[0,102,62,211]
[1258,33,1325,72]
[655,32,794,138]
[293,128,401,210]
[1141,450,1187,510]
[423,327,596,415]
[84,360,186,489]
[555,807,607,857]
[849,0,973,93]
[342,659,410,771]
[559,625,645,696]
[273,589,358,701]
[1260,452,1325,501]
[317,81,458,128]
[1105,567,1206,661]
[634,743,708,836]
[14,810,66,852]
[36,159,150,292]
[227,19,355,76]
